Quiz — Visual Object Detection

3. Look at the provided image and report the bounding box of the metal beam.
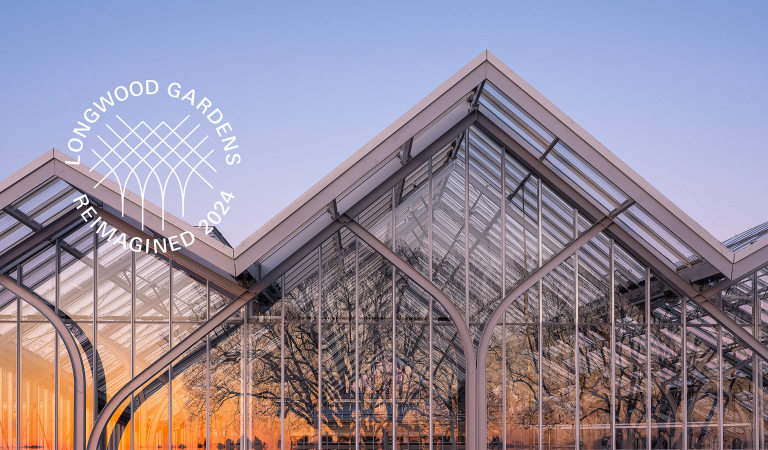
[0,274,86,450]
[86,219,344,450]
[606,222,768,363]
[3,205,43,231]
[0,207,82,273]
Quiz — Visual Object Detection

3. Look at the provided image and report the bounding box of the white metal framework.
[0,51,766,450]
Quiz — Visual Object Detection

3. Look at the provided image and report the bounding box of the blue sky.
[1,1,766,245]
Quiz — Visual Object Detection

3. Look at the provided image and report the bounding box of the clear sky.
[1,1,766,246]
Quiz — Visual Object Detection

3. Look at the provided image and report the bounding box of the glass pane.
[504,154,538,297]
[542,325,575,450]
[23,244,56,320]
[395,280,430,450]
[432,318,466,450]
[97,238,132,320]
[0,321,16,450]
[60,226,95,321]
[134,323,169,374]
[394,159,430,278]
[467,126,503,339]
[248,323,281,450]
[431,134,466,321]
[172,263,207,322]
[170,336,207,450]
[133,371,170,450]
[614,245,646,325]
[721,277,755,329]
[579,326,611,448]
[722,330,753,450]
[542,259,575,323]
[686,326,719,450]
[209,315,243,450]
[97,323,132,404]
[615,325,647,450]
[578,234,610,324]
[135,252,170,321]
[487,327,503,448]
[321,233,356,448]
[650,276,683,325]
[21,323,56,450]
[285,321,318,449]
[649,325,683,449]
[506,324,539,450]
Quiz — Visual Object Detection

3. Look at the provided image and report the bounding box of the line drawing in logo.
[90,115,216,229]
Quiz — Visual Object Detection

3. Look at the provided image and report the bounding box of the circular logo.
[67,80,242,252]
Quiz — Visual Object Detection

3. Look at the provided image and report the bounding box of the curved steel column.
[0,274,87,450]
[341,216,478,450]
[474,218,609,450]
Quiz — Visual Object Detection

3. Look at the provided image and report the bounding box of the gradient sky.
[1,1,766,246]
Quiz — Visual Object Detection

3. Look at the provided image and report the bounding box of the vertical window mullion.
[280,275,285,450]
[428,154,434,450]
[573,209,580,450]
[645,267,651,450]
[317,246,323,450]
[391,186,397,450]
[609,239,615,450]
[354,240,360,450]
[55,239,60,450]
[537,177,543,450]
[168,260,173,450]
[501,146,506,450]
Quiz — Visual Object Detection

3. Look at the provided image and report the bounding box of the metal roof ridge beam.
[0,274,87,450]
[86,218,344,450]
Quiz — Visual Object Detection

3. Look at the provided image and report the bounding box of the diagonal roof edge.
[482,51,738,265]
[6,52,765,282]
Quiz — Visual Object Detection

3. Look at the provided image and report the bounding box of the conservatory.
[1,51,767,450]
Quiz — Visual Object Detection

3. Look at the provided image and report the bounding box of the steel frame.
[0,274,87,450]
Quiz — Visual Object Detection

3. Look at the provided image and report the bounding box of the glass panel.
[540,185,574,265]
[172,263,207,322]
[722,278,755,329]
[358,241,392,322]
[615,325,647,450]
[506,324,539,450]
[578,234,610,324]
[686,326,719,450]
[614,245,646,325]
[23,244,56,320]
[431,134,466,320]
[0,321,16,450]
[248,322,281,450]
[504,154,538,297]
[650,276,683,325]
[59,226,95,321]
[135,252,170,321]
[97,323,132,404]
[650,325,683,449]
[541,259,575,323]
[722,330,753,450]
[0,288,16,321]
[359,190,393,250]
[395,159,430,278]
[285,253,318,450]
[432,319,466,450]
[321,235,356,448]
[467,127,503,338]
[58,336,73,450]
[209,314,243,450]
[21,323,56,450]
[134,323,170,374]
[170,336,207,450]
[506,287,539,326]
[105,396,131,450]
[97,237,132,320]
[759,269,768,326]
[487,327,503,448]
[542,325,576,450]
[133,371,170,450]
[395,279,430,450]
[579,325,611,449]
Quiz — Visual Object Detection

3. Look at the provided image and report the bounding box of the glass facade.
[0,69,767,450]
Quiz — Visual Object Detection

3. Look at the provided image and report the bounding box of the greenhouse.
[1,51,767,450]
